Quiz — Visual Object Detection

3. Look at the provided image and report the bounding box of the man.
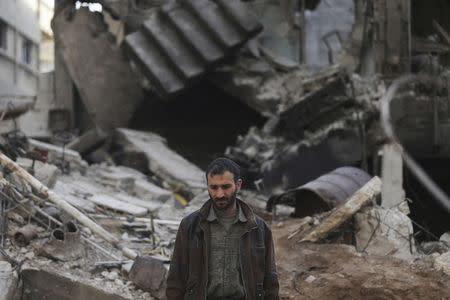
[166,157,279,300]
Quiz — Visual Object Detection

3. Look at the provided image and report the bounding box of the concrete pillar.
[381,143,405,208]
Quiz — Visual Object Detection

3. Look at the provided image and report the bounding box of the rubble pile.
[0,129,215,299]
[225,70,386,191]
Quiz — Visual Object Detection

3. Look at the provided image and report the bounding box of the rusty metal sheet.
[267,167,372,218]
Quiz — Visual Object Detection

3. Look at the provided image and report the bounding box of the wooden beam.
[300,176,382,243]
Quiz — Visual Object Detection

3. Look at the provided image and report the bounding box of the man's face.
[207,171,242,214]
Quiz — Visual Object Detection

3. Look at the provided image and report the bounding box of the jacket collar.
[206,202,247,223]
[199,198,258,230]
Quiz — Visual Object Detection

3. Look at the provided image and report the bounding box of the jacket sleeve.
[264,224,280,300]
[166,218,188,300]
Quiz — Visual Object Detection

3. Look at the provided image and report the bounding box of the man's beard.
[212,190,237,212]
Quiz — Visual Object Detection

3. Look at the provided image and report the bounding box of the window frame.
[0,20,7,51]
[22,39,32,65]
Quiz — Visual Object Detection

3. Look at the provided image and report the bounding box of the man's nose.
[216,188,225,198]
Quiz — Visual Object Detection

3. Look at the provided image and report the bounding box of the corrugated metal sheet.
[124,0,263,97]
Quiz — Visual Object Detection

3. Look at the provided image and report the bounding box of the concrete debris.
[355,205,417,261]
[28,138,88,174]
[113,128,206,193]
[0,261,18,300]
[420,241,449,255]
[66,126,108,155]
[17,157,60,188]
[440,232,450,246]
[434,251,450,276]
[129,256,168,298]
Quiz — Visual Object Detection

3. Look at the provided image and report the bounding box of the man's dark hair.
[205,157,241,183]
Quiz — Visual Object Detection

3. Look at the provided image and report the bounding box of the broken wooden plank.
[300,176,382,243]
[0,152,138,259]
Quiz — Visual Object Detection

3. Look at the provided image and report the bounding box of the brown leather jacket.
[166,199,279,300]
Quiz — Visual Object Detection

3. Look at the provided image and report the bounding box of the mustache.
[214,197,228,201]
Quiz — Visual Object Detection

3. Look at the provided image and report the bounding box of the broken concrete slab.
[28,138,88,174]
[113,128,206,192]
[95,164,174,202]
[17,157,61,188]
[355,206,417,261]
[52,179,97,213]
[300,176,382,243]
[89,194,148,217]
[129,256,168,299]
[114,193,163,212]
[134,179,174,203]
[52,6,143,131]
[0,261,18,300]
[20,267,129,300]
[67,127,107,155]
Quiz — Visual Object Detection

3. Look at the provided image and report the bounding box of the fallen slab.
[300,176,382,243]
[94,165,174,202]
[52,6,143,130]
[89,194,148,217]
[113,128,206,192]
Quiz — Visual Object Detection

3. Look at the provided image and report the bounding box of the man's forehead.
[207,171,235,182]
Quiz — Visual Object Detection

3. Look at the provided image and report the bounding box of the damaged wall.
[52,3,144,132]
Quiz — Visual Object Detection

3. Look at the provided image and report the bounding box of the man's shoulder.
[178,209,201,229]
[253,214,273,232]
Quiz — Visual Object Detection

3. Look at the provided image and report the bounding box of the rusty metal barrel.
[267,167,372,218]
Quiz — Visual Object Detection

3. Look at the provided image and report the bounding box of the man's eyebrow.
[208,184,232,188]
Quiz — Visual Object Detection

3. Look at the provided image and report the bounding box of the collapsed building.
[0,0,450,298]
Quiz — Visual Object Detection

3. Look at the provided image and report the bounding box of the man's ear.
[236,178,243,192]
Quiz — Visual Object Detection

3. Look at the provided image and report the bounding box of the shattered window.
[0,20,6,50]
[22,39,32,65]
